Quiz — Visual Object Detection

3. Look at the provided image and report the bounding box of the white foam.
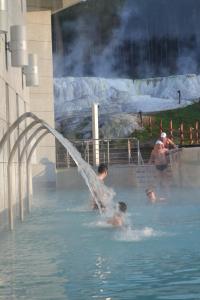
[85,220,113,228]
[114,226,164,242]
[66,206,90,212]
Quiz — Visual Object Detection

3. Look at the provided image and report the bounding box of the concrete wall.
[26,11,56,184]
[171,147,200,187]
[62,0,83,9]
[0,1,56,229]
[27,0,83,12]
[27,0,63,12]
[56,147,200,191]
[56,165,138,190]
[0,0,30,225]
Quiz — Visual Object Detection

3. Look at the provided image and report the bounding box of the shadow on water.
[33,158,55,184]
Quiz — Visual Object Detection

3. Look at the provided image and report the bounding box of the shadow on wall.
[33,158,56,188]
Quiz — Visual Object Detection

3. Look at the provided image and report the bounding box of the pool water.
[0,185,200,300]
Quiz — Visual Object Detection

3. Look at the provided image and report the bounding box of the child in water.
[145,188,166,204]
[145,188,157,203]
[107,201,127,227]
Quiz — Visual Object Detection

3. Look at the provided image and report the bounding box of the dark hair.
[145,188,153,195]
[98,163,108,175]
[118,201,127,213]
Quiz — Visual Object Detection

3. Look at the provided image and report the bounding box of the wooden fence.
[148,118,199,145]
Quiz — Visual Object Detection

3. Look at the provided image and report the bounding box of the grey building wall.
[26,11,56,184]
[27,0,82,12]
[27,0,63,12]
[0,0,56,228]
[0,0,30,222]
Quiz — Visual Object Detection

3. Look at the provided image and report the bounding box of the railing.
[56,137,144,168]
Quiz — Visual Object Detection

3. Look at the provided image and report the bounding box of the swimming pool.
[0,184,200,300]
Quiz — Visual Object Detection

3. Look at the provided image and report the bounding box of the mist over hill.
[52,0,200,79]
[52,1,200,138]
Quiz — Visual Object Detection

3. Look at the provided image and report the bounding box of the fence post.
[195,121,199,144]
[179,122,184,145]
[138,111,143,126]
[88,141,90,164]
[103,140,106,164]
[177,90,181,104]
[159,119,163,134]
[92,103,100,166]
[66,151,70,168]
[137,140,140,165]
[149,117,152,136]
[84,141,90,164]
[189,127,193,145]
[169,119,173,140]
[128,139,131,164]
[107,140,110,165]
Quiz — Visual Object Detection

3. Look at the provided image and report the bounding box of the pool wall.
[171,147,200,187]
[56,147,200,191]
[56,164,138,190]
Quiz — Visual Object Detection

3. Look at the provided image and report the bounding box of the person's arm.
[167,138,177,148]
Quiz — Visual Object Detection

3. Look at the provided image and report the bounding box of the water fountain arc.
[19,126,47,222]
[1,112,114,230]
[0,112,42,152]
[26,130,49,215]
[7,121,45,230]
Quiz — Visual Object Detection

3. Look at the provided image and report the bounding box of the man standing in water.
[97,163,108,181]
[91,163,108,210]
[148,140,169,186]
[149,141,169,170]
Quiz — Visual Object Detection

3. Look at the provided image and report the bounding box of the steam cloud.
[52,0,200,78]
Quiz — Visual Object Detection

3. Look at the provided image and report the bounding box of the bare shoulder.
[107,214,123,227]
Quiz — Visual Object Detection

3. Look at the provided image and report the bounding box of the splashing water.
[45,124,115,213]
[114,226,164,242]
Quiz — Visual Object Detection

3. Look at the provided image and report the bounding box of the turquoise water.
[0,185,200,300]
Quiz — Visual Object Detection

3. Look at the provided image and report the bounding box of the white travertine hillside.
[54,74,199,120]
[54,74,200,137]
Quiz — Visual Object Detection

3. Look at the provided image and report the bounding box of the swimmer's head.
[145,188,153,195]
[118,201,127,213]
[145,188,156,202]
[98,163,108,175]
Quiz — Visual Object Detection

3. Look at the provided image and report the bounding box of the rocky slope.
[54,74,200,138]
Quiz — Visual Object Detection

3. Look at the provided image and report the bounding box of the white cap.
[161,132,167,138]
[156,140,163,145]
